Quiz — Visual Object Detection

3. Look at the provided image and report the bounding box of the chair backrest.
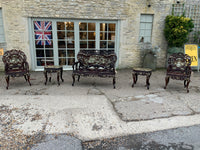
[77,50,117,69]
[2,49,28,71]
[2,49,27,64]
[167,53,191,71]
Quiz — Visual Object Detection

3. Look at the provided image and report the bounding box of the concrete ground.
[0,69,200,149]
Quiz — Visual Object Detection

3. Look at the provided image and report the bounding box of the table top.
[44,65,63,69]
[133,67,152,72]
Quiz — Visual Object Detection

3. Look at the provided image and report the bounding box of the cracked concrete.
[0,69,200,148]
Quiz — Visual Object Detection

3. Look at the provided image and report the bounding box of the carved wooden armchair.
[2,49,31,89]
[164,52,191,93]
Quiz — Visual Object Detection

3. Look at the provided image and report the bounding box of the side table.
[44,65,64,85]
[132,68,152,89]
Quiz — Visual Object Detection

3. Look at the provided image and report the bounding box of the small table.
[132,68,152,89]
[44,65,64,85]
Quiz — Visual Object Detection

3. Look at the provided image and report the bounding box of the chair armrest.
[72,61,80,70]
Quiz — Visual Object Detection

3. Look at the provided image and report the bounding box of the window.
[100,23,115,51]
[139,14,153,43]
[34,21,53,66]
[57,22,75,66]
[79,22,96,49]
[0,8,5,43]
[31,19,118,70]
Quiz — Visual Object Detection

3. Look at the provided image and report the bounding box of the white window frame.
[0,8,5,43]
[139,14,154,43]
[29,18,119,71]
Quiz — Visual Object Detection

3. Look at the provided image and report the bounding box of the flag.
[34,21,52,45]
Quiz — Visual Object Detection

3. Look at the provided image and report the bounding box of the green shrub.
[164,15,194,47]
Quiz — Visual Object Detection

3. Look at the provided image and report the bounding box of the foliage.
[164,15,194,47]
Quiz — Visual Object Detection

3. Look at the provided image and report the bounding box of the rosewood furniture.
[2,49,31,89]
[72,50,117,88]
[132,67,152,89]
[164,52,191,93]
[44,65,64,85]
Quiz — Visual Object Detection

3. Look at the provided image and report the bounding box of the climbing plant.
[164,15,194,47]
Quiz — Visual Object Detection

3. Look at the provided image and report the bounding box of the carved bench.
[164,52,191,93]
[72,50,117,88]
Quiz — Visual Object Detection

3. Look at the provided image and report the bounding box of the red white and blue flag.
[34,21,52,45]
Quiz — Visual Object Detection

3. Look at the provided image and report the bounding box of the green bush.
[164,15,194,47]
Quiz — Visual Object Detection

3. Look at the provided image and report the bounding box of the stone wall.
[0,0,173,70]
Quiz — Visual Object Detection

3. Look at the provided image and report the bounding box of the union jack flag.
[34,21,52,45]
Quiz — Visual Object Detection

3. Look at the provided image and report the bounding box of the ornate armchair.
[164,52,191,93]
[2,49,31,89]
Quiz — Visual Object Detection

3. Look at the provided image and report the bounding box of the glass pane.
[45,50,53,57]
[146,15,153,22]
[34,21,52,31]
[46,58,54,65]
[140,15,146,22]
[35,44,44,48]
[100,23,107,31]
[108,33,115,40]
[80,32,87,40]
[140,23,146,29]
[88,41,95,48]
[45,40,53,48]
[59,50,66,57]
[100,41,107,48]
[146,23,152,29]
[57,22,65,30]
[58,40,66,48]
[88,32,95,40]
[57,31,65,39]
[79,23,87,31]
[59,58,66,65]
[108,24,115,31]
[144,37,151,43]
[67,50,75,57]
[139,30,145,36]
[67,32,74,39]
[36,50,44,57]
[37,58,43,66]
[65,22,74,30]
[145,30,152,36]
[88,23,95,31]
[108,41,115,48]
[80,41,87,48]
[68,58,75,65]
[100,32,107,40]
[67,42,74,48]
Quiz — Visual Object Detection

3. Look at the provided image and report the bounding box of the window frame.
[139,14,154,43]
[29,18,119,70]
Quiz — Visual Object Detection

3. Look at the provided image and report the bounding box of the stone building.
[0,0,177,71]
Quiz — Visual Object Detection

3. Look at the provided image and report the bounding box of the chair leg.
[184,80,187,88]
[186,80,190,93]
[5,76,10,89]
[164,76,170,89]
[78,75,80,82]
[72,74,75,86]
[24,75,27,81]
[27,74,31,86]
[113,77,116,89]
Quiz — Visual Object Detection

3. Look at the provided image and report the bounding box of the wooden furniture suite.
[132,68,152,90]
[72,50,117,88]
[2,49,31,89]
[164,52,191,93]
[44,65,64,86]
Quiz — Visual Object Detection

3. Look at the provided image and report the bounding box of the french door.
[31,19,118,70]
